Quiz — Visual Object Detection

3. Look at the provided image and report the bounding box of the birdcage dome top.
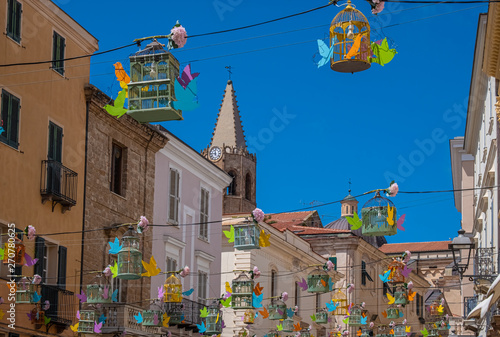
[308,268,328,277]
[331,1,369,27]
[234,272,252,283]
[122,225,139,239]
[362,191,395,209]
[133,40,168,57]
[165,274,181,285]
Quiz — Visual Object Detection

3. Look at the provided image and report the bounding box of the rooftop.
[379,241,451,254]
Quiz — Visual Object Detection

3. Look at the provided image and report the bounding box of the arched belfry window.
[226,171,237,196]
[245,173,252,201]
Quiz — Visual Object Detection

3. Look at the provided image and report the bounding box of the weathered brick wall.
[83,84,168,304]
[222,152,256,213]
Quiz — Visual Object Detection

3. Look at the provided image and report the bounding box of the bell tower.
[202,80,257,214]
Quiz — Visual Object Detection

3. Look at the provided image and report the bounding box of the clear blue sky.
[56,0,486,243]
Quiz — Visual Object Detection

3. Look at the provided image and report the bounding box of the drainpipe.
[141,130,154,304]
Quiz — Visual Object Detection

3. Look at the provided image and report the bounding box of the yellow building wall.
[0,0,98,336]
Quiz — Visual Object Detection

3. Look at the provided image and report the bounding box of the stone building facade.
[83,84,167,312]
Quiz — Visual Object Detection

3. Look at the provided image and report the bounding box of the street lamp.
[448,229,475,279]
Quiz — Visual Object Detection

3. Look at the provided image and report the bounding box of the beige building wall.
[0,1,97,336]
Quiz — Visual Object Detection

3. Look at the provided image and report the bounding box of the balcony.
[101,303,161,336]
[40,285,75,330]
[164,298,205,331]
[474,248,497,285]
[40,160,77,212]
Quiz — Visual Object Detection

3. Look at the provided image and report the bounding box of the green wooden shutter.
[52,32,65,75]
[34,237,46,282]
[48,122,62,163]
[1,91,9,139]
[328,257,337,271]
[57,246,67,289]
[14,1,21,42]
[6,0,13,36]
[9,95,19,147]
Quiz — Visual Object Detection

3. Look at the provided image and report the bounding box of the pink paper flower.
[138,216,149,232]
[361,302,365,309]
[347,283,354,293]
[407,281,413,289]
[370,322,374,328]
[32,274,41,284]
[403,319,407,325]
[343,330,349,336]
[387,182,398,197]
[252,266,261,279]
[372,1,385,14]
[43,300,50,310]
[293,305,299,312]
[281,292,288,302]
[252,208,265,222]
[171,25,187,49]
[403,250,411,263]
[389,321,395,328]
[179,266,190,278]
[326,260,334,271]
[441,298,445,305]
[26,225,36,240]
[103,265,112,277]
[0,297,4,305]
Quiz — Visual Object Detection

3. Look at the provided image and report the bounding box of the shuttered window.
[52,32,65,75]
[6,0,22,43]
[197,271,207,304]
[0,90,20,149]
[199,188,209,240]
[34,237,67,288]
[168,169,180,224]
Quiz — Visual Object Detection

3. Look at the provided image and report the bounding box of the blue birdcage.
[349,305,364,327]
[127,40,183,123]
[361,191,397,237]
[234,222,260,250]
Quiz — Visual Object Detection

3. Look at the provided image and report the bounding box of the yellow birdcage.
[164,274,182,303]
[330,0,371,73]
[332,290,347,316]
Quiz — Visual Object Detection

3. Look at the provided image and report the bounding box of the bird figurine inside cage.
[283,318,295,332]
[268,299,287,320]
[332,290,348,316]
[361,191,397,237]
[234,222,260,250]
[164,274,182,303]
[127,40,183,123]
[315,308,328,324]
[15,277,35,304]
[3,236,25,266]
[307,268,330,293]
[87,275,112,304]
[205,300,223,335]
[244,309,255,324]
[330,0,371,73]
[386,306,400,319]
[77,310,96,333]
[232,272,254,309]
[117,225,142,280]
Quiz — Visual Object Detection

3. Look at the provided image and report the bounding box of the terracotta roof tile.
[289,226,351,235]
[379,241,451,254]
[265,211,317,231]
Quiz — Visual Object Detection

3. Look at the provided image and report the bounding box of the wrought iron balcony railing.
[164,298,206,328]
[101,303,160,336]
[464,296,477,318]
[40,284,75,326]
[473,247,496,280]
[40,160,77,212]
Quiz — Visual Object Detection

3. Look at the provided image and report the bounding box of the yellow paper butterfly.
[387,204,395,226]
[162,313,170,327]
[405,326,411,333]
[387,293,395,305]
[259,230,271,247]
[437,305,444,314]
[141,256,161,277]
[225,281,232,294]
[0,310,4,320]
[70,322,79,332]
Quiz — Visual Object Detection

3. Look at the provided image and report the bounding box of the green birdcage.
[361,191,397,237]
[127,40,183,123]
[386,306,401,319]
[349,305,364,327]
[437,319,450,331]
[117,226,142,280]
[205,300,222,335]
[301,330,311,337]
[427,323,439,337]
[234,222,260,250]
[267,330,280,337]
[77,310,96,333]
[307,268,330,293]
[143,302,163,327]
[394,284,407,306]
[15,277,35,304]
[232,272,254,309]
[268,299,287,320]
[394,324,406,337]
[315,308,328,324]
[283,318,295,332]
[87,275,112,304]
[361,328,372,337]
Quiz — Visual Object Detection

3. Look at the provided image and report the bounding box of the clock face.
[209,146,222,161]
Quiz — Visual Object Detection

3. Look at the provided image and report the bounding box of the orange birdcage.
[388,259,405,283]
[3,237,25,266]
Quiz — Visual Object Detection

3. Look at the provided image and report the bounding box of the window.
[0,90,20,149]
[6,0,21,42]
[9,333,20,337]
[34,237,67,288]
[416,293,423,316]
[166,257,177,275]
[245,173,252,200]
[199,188,209,240]
[198,271,208,304]
[52,31,65,75]
[226,171,236,195]
[47,122,63,162]
[294,282,300,314]
[271,269,277,297]
[168,169,180,224]
[361,261,373,286]
[110,143,124,195]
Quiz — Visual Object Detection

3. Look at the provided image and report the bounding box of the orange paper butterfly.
[259,307,269,319]
[294,323,301,331]
[390,330,394,334]
[381,310,387,318]
[254,282,264,296]
[321,279,327,287]
[408,290,416,302]
[357,329,362,336]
